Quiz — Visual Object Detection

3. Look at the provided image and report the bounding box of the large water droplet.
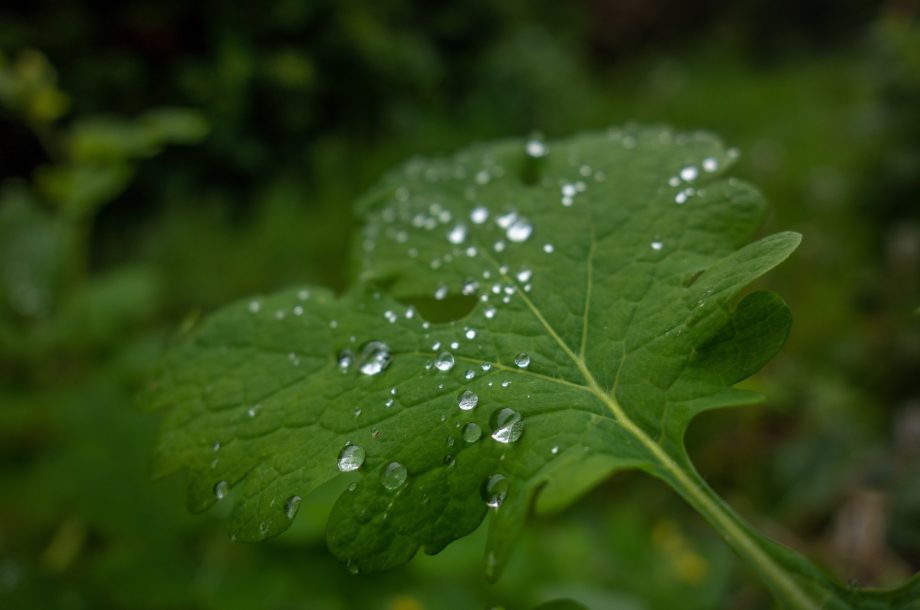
[337,444,366,472]
[214,480,229,501]
[490,408,524,444]
[462,422,482,443]
[481,474,509,508]
[284,495,302,519]
[381,462,408,491]
[514,352,530,368]
[435,352,455,372]
[457,390,479,410]
[358,341,391,376]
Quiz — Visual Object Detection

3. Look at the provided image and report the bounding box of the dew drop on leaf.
[284,495,302,519]
[358,341,391,376]
[214,480,229,500]
[470,206,488,224]
[462,422,482,443]
[447,224,467,244]
[381,462,408,491]
[457,390,478,410]
[514,352,531,368]
[481,474,509,508]
[506,218,533,242]
[337,444,366,472]
[490,408,524,444]
[434,352,455,372]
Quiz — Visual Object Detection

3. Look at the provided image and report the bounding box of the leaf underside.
[148,126,918,609]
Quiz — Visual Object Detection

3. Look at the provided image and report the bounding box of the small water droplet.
[471,206,489,224]
[525,139,547,158]
[284,495,302,519]
[543,243,554,253]
[435,352,455,372]
[247,404,261,417]
[383,310,398,323]
[447,223,468,244]
[506,218,533,242]
[434,284,448,300]
[462,280,479,295]
[214,480,229,500]
[490,408,524,443]
[465,327,477,340]
[680,166,698,181]
[702,157,719,172]
[248,300,262,313]
[551,446,560,455]
[484,306,497,319]
[358,341,391,376]
[381,462,408,491]
[481,474,509,508]
[464,369,475,380]
[516,268,532,283]
[500,379,512,388]
[650,240,664,251]
[481,362,492,371]
[462,422,482,443]
[514,352,530,368]
[337,444,366,472]
[457,390,479,410]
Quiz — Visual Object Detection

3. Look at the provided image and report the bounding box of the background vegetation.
[0,1,917,608]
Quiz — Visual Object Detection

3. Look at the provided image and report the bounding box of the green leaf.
[148,126,918,609]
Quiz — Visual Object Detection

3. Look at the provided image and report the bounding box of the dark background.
[0,1,918,608]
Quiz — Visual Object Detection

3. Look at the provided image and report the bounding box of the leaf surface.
[149,127,917,609]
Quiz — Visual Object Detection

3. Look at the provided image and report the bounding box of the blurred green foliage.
[0,2,917,609]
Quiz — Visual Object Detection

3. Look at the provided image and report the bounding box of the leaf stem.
[586,376,819,609]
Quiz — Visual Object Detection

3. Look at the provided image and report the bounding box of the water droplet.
[464,369,475,380]
[434,284,448,300]
[484,306,497,319]
[383,310,398,323]
[551,446,560,455]
[500,380,512,388]
[525,139,547,158]
[447,224,467,244]
[248,300,262,313]
[247,404,261,417]
[337,444,366,472]
[514,352,530,368]
[680,166,698,181]
[435,352,455,372]
[381,462,408,491]
[462,422,482,443]
[457,390,479,410]
[214,480,229,500]
[284,495,302,519]
[471,206,489,224]
[450,341,460,350]
[516,268,532,283]
[702,157,719,172]
[212,441,221,452]
[358,341,391,376]
[297,289,311,300]
[462,280,479,295]
[506,218,533,242]
[481,474,509,508]
[543,243,554,253]
[490,408,524,443]
[650,240,664,251]
[465,327,477,340]
[481,362,492,371]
